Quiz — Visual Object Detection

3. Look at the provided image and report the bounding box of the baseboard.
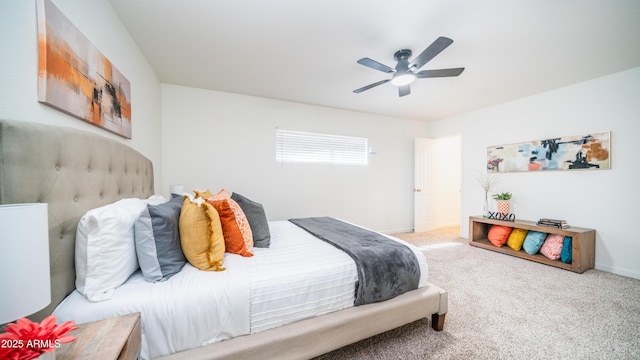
[595,263,640,280]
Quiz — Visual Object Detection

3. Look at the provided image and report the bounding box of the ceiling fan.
[353,36,465,97]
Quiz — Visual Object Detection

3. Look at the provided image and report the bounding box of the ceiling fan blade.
[357,58,396,73]
[408,36,454,71]
[416,67,465,78]
[353,79,390,94]
[398,85,411,97]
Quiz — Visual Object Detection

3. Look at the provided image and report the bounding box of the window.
[276,129,368,165]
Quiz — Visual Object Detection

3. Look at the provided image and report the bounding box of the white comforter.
[54,221,428,359]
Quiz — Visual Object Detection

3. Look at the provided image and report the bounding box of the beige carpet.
[314,233,640,360]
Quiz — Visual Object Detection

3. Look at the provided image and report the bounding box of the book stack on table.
[537,218,570,229]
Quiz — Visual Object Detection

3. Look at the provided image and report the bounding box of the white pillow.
[146,194,168,206]
[75,198,147,301]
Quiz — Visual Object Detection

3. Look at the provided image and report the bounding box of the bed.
[0,119,448,360]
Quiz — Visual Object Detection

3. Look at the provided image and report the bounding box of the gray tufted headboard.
[0,120,154,321]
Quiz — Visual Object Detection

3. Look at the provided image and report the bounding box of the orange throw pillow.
[206,189,253,255]
[208,198,253,257]
[487,225,513,247]
[209,188,232,201]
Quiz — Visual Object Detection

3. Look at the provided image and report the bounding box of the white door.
[414,138,435,232]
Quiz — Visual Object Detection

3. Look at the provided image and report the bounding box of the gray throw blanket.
[289,217,420,306]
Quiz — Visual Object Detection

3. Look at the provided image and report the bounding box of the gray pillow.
[134,195,186,282]
[231,192,271,248]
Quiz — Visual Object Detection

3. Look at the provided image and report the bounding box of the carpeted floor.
[313,230,640,360]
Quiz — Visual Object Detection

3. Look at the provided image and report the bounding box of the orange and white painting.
[37,0,131,138]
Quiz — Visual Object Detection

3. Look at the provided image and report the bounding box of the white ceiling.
[108,0,640,122]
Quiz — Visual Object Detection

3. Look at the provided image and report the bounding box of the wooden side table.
[56,312,141,360]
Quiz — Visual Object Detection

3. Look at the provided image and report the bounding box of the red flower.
[0,315,76,360]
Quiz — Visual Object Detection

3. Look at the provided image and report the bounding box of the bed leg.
[431,313,446,331]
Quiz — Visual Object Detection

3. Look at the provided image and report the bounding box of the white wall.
[0,0,162,185]
[427,67,640,279]
[161,84,428,233]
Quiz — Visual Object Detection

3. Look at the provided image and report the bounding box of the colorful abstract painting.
[487,131,610,173]
[37,0,131,138]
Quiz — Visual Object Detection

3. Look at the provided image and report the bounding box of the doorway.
[414,135,461,233]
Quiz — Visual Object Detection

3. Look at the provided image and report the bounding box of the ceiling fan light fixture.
[353,37,463,97]
[391,73,415,86]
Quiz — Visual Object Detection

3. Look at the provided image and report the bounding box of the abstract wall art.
[37,0,132,138]
[487,131,610,173]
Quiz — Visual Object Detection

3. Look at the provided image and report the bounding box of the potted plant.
[492,192,512,215]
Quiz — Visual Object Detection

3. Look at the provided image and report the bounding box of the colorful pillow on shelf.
[231,192,271,248]
[487,225,512,247]
[207,198,254,257]
[561,236,573,264]
[179,197,226,271]
[134,195,186,282]
[506,228,528,251]
[522,231,547,255]
[540,234,564,260]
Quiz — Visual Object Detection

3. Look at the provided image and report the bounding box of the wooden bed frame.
[0,119,447,359]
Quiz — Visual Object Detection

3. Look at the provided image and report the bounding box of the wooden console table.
[469,216,595,273]
[56,312,141,360]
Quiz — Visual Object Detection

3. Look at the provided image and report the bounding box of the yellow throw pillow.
[193,188,214,199]
[179,197,225,271]
[506,228,528,251]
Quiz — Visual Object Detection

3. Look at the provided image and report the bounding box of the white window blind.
[276,129,368,165]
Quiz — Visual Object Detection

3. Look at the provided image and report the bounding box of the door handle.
[414,188,422,192]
